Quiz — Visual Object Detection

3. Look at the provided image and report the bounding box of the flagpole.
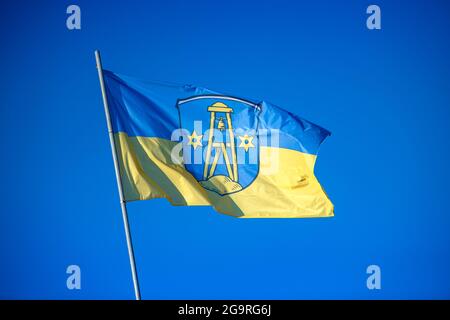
[94,50,141,300]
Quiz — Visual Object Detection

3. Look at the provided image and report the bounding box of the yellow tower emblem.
[200,102,242,194]
[177,95,260,196]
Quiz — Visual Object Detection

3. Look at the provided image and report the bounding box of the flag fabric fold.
[102,70,333,218]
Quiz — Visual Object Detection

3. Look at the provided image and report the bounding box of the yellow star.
[188,130,203,150]
[238,134,255,152]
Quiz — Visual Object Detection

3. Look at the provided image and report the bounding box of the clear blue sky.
[0,0,449,299]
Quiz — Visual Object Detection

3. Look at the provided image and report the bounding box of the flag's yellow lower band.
[114,132,334,218]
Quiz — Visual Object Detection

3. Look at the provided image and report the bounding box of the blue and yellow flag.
[103,70,333,218]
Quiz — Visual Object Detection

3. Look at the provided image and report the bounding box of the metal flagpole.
[94,50,141,300]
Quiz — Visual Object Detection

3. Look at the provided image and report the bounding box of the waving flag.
[101,70,333,218]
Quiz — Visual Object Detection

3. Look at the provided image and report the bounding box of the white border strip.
[178,95,260,109]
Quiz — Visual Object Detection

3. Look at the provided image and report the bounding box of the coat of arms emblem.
[177,95,260,195]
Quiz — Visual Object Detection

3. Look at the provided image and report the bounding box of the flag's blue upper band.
[103,70,330,155]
